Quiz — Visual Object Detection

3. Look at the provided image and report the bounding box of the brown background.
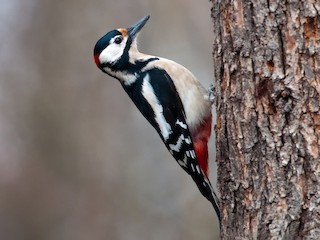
[0,0,219,239]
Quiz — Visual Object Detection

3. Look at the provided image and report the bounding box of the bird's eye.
[114,36,123,44]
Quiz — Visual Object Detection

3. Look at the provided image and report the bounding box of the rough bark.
[211,0,320,239]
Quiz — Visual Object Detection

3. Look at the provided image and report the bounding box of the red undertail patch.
[192,115,212,178]
[194,139,209,178]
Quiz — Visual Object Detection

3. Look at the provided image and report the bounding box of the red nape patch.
[94,54,100,67]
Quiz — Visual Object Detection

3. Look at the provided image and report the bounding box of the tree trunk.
[211,0,320,239]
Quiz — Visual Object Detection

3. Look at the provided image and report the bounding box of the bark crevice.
[211,0,320,238]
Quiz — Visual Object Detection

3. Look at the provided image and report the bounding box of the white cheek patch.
[142,74,172,140]
[99,36,127,64]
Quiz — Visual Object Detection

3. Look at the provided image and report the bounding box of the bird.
[93,15,220,221]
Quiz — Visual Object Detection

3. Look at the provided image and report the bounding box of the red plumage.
[191,115,212,178]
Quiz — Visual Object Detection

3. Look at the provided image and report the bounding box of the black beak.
[127,15,150,38]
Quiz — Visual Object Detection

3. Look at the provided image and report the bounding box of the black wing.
[122,68,220,220]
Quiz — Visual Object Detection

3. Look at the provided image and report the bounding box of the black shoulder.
[121,67,186,139]
[148,68,186,123]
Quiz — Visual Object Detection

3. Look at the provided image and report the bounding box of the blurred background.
[0,0,219,239]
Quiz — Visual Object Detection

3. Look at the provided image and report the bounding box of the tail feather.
[190,115,220,221]
[190,166,221,222]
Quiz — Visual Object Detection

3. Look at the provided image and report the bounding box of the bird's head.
[94,15,150,71]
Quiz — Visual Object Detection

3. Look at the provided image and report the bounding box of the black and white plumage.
[94,15,220,221]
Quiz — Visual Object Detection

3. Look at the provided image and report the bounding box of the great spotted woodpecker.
[94,15,220,221]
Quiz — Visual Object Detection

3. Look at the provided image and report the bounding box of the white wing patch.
[196,165,201,174]
[184,136,192,144]
[178,155,188,168]
[191,163,196,172]
[169,134,192,153]
[176,119,188,129]
[186,150,196,159]
[169,134,185,152]
[140,56,212,129]
[142,74,172,140]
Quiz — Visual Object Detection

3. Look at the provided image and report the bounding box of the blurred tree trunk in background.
[211,0,320,238]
